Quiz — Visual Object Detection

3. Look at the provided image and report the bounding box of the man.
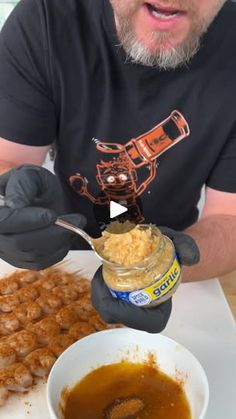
[0,0,235,333]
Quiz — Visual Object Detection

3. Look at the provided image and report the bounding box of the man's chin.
[121,34,201,69]
[132,27,193,56]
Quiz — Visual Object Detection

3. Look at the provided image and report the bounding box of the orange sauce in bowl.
[61,361,191,419]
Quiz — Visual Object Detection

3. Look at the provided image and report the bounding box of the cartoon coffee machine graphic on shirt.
[69,111,190,222]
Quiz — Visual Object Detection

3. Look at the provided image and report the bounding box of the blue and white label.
[107,254,181,307]
[128,291,151,306]
[108,288,151,306]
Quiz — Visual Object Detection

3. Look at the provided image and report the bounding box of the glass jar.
[101,225,182,308]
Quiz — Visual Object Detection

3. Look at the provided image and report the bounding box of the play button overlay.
[110,201,128,219]
[93,192,143,234]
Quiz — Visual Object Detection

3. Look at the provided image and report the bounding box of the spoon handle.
[0,194,5,206]
[55,218,95,250]
[0,197,96,252]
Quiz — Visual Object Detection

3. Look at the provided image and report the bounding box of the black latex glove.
[159,226,200,266]
[0,164,86,269]
[91,266,172,333]
[91,228,200,333]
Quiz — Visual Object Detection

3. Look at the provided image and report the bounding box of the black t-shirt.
[0,0,236,243]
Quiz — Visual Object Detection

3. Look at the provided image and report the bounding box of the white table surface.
[0,251,235,419]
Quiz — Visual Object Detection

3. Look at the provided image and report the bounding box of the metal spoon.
[0,194,147,270]
[0,195,104,261]
[55,218,104,260]
[55,219,149,271]
[0,194,5,207]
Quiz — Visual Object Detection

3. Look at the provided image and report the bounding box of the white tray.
[0,251,235,419]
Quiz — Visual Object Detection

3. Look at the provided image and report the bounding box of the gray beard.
[113,0,226,70]
[119,29,201,69]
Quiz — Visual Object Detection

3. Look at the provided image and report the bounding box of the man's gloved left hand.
[92,267,172,333]
[91,227,200,333]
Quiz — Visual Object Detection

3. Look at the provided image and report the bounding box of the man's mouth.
[145,2,185,20]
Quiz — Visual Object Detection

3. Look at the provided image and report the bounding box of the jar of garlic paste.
[96,224,182,307]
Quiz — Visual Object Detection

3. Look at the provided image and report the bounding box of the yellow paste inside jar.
[98,225,161,266]
[102,237,174,291]
[94,224,178,297]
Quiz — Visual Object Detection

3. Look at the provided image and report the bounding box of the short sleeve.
[0,0,57,146]
[206,130,236,193]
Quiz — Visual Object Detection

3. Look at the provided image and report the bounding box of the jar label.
[108,255,181,307]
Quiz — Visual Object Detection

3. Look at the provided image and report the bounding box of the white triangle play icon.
[110,201,128,219]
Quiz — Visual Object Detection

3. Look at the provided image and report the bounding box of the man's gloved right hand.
[0,164,86,270]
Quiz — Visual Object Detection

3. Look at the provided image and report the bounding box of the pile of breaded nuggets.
[0,267,120,406]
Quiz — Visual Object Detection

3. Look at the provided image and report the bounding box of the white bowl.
[47,328,209,419]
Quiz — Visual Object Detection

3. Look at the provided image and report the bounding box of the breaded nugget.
[37,292,63,314]
[18,271,41,286]
[0,363,32,392]
[0,312,20,335]
[52,285,78,305]
[71,297,96,321]
[49,334,75,357]
[68,321,95,340]
[0,277,19,296]
[24,348,56,378]
[7,330,38,358]
[15,301,42,325]
[73,278,91,295]
[55,307,78,330]
[17,284,39,303]
[27,317,60,345]
[0,294,20,313]
[0,343,16,370]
